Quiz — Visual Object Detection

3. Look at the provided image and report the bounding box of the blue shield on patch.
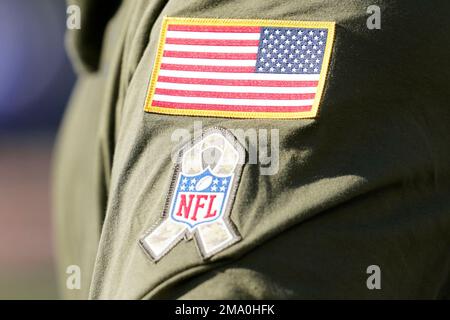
[169,169,232,229]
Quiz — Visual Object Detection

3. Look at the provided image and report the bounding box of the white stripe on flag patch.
[155,82,318,94]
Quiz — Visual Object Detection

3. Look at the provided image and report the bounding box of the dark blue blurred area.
[0,0,76,299]
[0,0,75,135]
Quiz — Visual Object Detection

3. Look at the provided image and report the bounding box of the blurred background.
[0,0,75,299]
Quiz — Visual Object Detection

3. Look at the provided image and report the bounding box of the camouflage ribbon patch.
[139,128,245,261]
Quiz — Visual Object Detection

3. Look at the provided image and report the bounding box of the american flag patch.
[144,17,335,119]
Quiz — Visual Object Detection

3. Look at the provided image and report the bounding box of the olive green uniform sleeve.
[53,0,123,299]
[54,0,450,299]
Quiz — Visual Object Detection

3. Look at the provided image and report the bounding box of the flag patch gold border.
[144,17,335,119]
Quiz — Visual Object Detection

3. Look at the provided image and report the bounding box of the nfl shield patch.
[171,169,233,229]
[144,17,335,119]
[139,128,245,261]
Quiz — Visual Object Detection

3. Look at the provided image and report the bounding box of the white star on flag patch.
[144,17,335,119]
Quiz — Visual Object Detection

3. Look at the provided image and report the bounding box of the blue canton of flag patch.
[256,27,328,74]
[170,169,232,229]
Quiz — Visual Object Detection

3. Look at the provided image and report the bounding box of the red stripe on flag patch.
[152,100,312,113]
[167,24,261,33]
[157,76,319,87]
